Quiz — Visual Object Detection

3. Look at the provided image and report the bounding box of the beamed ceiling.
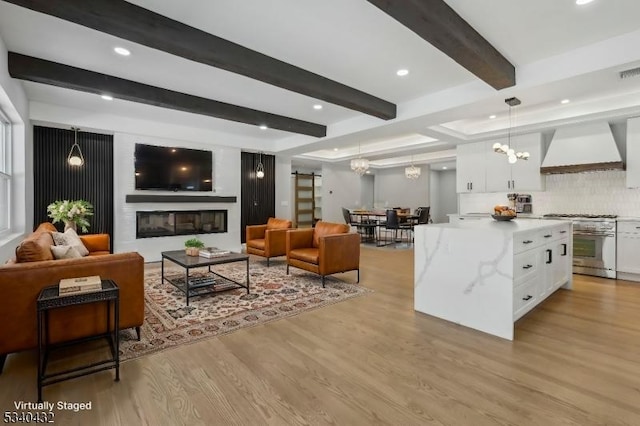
[2,0,640,170]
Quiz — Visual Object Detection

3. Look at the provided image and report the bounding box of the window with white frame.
[0,109,10,236]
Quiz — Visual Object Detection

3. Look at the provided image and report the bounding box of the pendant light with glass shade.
[350,142,369,176]
[405,155,421,179]
[492,97,529,163]
[256,152,265,179]
[67,126,85,166]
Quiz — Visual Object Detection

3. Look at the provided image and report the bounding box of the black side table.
[37,280,120,402]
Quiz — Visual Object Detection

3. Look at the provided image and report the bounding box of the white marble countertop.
[450,212,544,219]
[421,218,567,233]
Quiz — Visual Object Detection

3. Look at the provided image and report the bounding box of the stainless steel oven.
[572,219,616,279]
[543,214,617,279]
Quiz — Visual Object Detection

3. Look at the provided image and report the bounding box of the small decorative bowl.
[491,214,516,221]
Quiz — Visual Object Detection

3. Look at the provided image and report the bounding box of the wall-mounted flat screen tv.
[134,143,213,191]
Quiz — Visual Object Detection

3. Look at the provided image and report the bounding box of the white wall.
[459,170,640,216]
[374,167,429,211]
[275,155,292,220]
[114,133,242,262]
[0,33,31,262]
[321,164,364,223]
[429,169,457,223]
[360,174,375,209]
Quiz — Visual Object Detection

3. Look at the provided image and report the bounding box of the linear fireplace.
[136,210,227,239]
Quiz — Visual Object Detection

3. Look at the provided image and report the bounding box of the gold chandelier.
[350,142,369,176]
[405,155,421,179]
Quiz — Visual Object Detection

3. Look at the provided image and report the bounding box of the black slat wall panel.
[240,152,275,243]
[33,126,114,246]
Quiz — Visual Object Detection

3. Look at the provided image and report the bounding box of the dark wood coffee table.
[161,250,249,306]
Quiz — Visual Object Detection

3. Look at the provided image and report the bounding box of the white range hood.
[540,122,624,174]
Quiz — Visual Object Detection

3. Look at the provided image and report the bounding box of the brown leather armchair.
[286,221,360,287]
[246,217,293,265]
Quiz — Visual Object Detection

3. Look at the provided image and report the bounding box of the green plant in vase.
[184,237,205,256]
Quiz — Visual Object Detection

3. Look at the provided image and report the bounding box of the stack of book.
[59,275,103,295]
[199,247,230,258]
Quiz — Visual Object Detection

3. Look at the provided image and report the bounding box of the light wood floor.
[2,246,640,425]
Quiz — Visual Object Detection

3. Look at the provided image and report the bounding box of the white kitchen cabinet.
[485,133,545,192]
[484,139,513,192]
[540,237,571,299]
[626,117,640,188]
[617,220,640,280]
[456,142,486,193]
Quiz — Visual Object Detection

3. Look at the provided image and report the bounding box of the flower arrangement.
[46,199,94,232]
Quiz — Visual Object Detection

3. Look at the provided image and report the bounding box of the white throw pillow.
[52,228,89,257]
[51,245,82,259]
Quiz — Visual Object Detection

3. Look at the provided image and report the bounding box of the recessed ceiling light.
[101,94,113,101]
[313,104,323,110]
[259,125,268,130]
[333,148,338,151]
[561,99,570,104]
[114,47,130,56]
[365,170,371,174]
[396,69,409,77]
[489,115,497,119]
[576,0,594,5]
[442,166,448,170]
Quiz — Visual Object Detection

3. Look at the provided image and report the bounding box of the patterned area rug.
[118,259,369,361]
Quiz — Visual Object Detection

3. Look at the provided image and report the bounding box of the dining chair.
[417,207,430,224]
[342,207,376,243]
[378,209,411,247]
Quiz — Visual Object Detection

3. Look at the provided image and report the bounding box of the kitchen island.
[414,219,572,340]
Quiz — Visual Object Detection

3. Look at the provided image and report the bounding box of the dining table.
[349,210,419,245]
[351,210,419,222]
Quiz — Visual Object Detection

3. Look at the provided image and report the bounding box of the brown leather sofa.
[286,221,360,287]
[0,223,145,373]
[246,217,293,265]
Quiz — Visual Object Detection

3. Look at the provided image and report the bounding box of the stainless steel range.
[543,214,617,279]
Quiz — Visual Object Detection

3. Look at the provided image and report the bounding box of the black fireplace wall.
[240,152,275,243]
[33,126,114,243]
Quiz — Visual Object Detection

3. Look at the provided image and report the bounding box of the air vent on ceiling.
[620,67,640,80]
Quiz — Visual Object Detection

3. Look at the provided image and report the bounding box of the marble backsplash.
[460,170,640,217]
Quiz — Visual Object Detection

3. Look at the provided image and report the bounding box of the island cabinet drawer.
[538,228,557,243]
[553,225,571,240]
[541,224,571,242]
[514,251,541,282]
[513,278,539,321]
[514,231,540,253]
